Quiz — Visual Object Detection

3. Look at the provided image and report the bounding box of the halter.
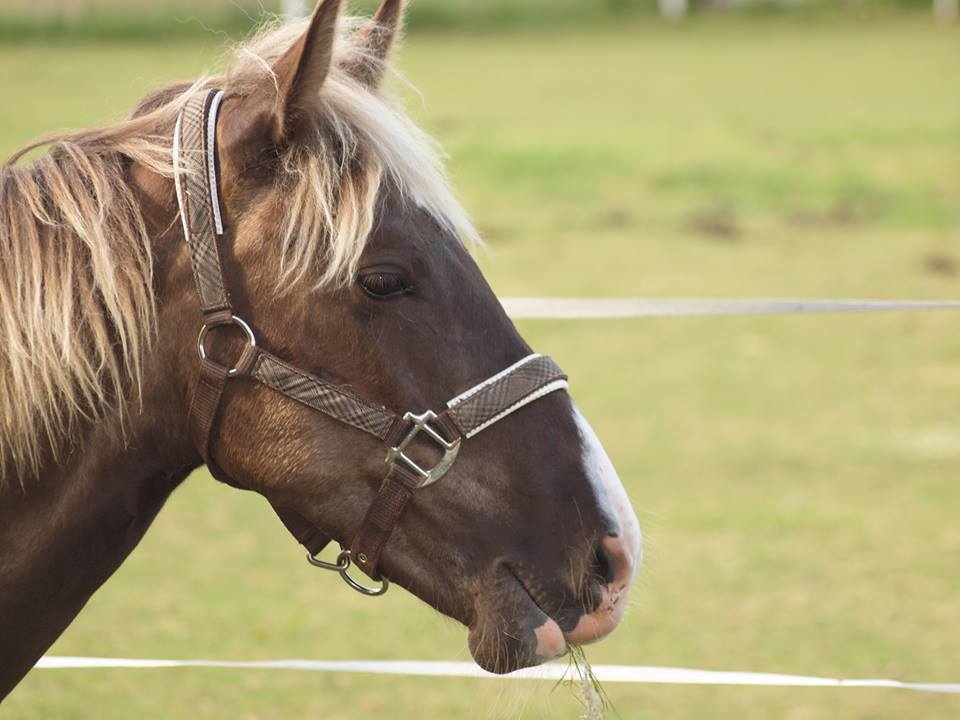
[174,89,569,595]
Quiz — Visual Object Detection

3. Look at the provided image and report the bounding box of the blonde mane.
[0,16,479,487]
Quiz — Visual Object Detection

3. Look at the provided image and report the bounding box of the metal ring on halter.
[197,315,256,377]
[306,549,388,596]
[338,550,390,596]
[306,550,351,572]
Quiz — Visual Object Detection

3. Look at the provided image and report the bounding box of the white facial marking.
[572,405,643,576]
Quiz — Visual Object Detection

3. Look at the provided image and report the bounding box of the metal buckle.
[306,548,389,597]
[197,315,256,377]
[385,410,461,488]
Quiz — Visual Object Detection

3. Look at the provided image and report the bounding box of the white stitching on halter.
[172,114,191,246]
[446,353,541,408]
[464,379,568,439]
[206,90,226,236]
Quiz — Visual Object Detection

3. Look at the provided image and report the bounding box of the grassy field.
[3,15,959,720]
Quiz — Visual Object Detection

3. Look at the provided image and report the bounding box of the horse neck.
[0,309,200,700]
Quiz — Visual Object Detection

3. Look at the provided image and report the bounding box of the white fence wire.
[34,297,960,693]
[34,657,960,693]
[501,297,960,319]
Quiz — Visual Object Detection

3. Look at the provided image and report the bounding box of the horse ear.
[269,0,343,141]
[344,0,405,89]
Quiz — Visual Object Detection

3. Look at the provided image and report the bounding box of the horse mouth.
[466,560,629,674]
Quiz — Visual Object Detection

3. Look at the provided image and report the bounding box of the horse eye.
[358,269,413,299]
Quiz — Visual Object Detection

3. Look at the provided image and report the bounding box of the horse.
[0,0,641,698]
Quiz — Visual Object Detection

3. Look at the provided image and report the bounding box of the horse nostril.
[592,534,636,591]
[566,534,637,646]
[591,541,615,586]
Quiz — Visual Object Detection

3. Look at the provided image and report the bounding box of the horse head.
[132,0,641,674]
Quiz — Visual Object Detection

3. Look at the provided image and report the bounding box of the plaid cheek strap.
[175,89,569,596]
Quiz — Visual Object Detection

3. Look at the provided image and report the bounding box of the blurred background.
[2,1,957,718]
[0,0,957,36]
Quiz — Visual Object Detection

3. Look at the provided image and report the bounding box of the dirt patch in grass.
[685,205,741,241]
[594,208,635,230]
[922,252,959,278]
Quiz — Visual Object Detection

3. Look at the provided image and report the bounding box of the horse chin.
[466,568,569,674]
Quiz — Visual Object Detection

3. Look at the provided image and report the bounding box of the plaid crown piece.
[174,91,230,314]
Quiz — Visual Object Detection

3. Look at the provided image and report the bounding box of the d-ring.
[197,315,256,377]
[305,549,389,596]
[338,549,389,596]
[340,568,389,597]
[306,550,350,572]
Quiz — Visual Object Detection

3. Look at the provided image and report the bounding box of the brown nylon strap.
[446,355,567,437]
[176,90,231,314]
[250,350,398,440]
[202,308,234,327]
[272,505,332,557]
[188,358,230,466]
[180,89,234,469]
[177,90,338,562]
[350,463,423,580]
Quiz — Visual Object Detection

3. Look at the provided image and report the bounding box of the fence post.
[282,0,310,18]
[934,0,958,22]
[660,0,689,20]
